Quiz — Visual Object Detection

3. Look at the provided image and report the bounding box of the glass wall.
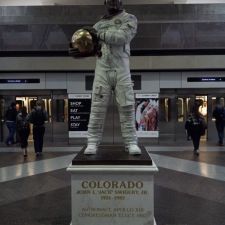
[0,90,68,145]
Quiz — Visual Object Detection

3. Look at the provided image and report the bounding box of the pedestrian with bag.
[186,100,207,156]
[29,100,48,157]
[16,106,30,157]
[5,102,17,146]
[185,114,192,141]
[213,98,225,146]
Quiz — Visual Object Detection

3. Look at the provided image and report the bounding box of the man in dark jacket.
[213,98,225,146]
[186,100,207,156]
[5,102,17,146]
[29,100,48,156]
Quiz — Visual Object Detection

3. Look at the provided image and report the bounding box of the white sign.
[68,94,91,138]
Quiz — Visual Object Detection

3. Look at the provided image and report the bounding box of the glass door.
[208,95,225,144]
[16,96,37,141]
[195,95,208,140]
[0,95,16,145]
[52,93,68,143]
[15,95,53,143]
[176,95,195,142]
[159,91,177,143]
[0,97,5,142]
[39,95,53,142]
[1,91,68,145]
[176,95,208,142]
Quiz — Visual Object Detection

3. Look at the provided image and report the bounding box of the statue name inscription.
[74,179,152,220]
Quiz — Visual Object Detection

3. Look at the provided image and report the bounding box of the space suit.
[84,0,141,155]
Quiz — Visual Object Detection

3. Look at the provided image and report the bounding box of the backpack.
[30,108,45,126]
[17,114,29,130]
[187,115,207,136]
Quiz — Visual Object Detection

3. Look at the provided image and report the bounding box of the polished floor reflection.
[150,153,225,182]
[0,154,76,182]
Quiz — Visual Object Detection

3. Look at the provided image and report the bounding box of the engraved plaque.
[68,146,158,225]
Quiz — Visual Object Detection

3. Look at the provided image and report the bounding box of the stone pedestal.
[67,146,158,225]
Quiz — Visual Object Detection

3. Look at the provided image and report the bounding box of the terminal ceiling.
[1,0,225,6]
[0,1,225,54]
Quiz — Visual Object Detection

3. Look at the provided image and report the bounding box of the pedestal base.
[70,218,157,225]
[72,145,152,166]
[67,145,158,225]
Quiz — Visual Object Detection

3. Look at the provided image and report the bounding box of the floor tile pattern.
[0,145,224,225]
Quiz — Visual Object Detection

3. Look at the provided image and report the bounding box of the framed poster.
[68,94,91,138]
[135,94,159,138]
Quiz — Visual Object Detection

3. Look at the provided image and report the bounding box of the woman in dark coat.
[186,100,207,156]
[16,106,30,157]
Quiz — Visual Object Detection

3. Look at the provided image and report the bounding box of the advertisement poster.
[68,94,91,138]
[135,94,159,137]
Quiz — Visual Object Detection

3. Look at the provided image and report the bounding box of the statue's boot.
[126,144,141,155]
[84,144,97,155]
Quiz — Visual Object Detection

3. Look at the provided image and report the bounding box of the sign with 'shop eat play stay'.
[68,94,91,138]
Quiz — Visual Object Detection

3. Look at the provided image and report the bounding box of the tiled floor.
[0,144,225,225]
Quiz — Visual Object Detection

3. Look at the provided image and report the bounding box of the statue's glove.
[83,26,102,57]
[68,43,92,58]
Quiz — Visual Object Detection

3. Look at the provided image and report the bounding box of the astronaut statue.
[69,0,141,155]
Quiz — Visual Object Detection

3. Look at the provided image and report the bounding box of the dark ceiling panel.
[0,4,225,54]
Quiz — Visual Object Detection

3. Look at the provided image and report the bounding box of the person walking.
[185,114,192,141]
[186,100,207,156]
[5,102,17,146]
[16,106,30,157]
[29,100,48,157]
[213,98,225,146]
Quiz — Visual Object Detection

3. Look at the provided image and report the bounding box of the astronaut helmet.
[104,0,123,14]
[71,29,94,54]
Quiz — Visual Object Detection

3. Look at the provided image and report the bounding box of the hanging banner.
[68,94,91,138]
[135,93,159,137]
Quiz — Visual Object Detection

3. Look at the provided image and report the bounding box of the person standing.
[5,102,17,146]
[16,106,30,157]
[29,100,48,157]
[213,98,225,146]
[186,100,207,156]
